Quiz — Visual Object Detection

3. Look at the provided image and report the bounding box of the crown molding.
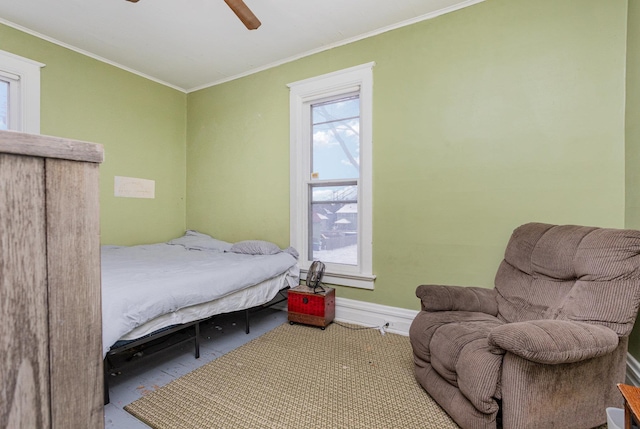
[0,17,186,93]
[1,0,485,94]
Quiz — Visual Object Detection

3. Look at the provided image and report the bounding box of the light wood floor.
[104,309,288,429]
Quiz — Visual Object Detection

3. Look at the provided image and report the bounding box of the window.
[0,77,9,130]
[0,49,44,134]
[288,62,375,289]
[1,71,19,131]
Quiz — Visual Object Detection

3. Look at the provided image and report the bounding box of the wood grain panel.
[46,159,104,429]
[618,384,640,429]
[0,130,104,163]
[0,154,50,429]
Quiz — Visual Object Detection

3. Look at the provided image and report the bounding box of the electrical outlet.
[379,322,389,335]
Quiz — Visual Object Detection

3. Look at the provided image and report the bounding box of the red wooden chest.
[288,285,335,329]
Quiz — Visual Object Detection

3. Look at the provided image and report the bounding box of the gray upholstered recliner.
[409,223,640,429]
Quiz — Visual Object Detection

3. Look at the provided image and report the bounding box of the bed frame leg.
[245,309,250,334]
[104,358,110,405]
[194,322,200,359]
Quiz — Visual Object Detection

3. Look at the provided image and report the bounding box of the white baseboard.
[334,297,418,336]
[276,295,417,336]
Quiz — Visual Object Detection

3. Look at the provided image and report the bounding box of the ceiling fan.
[125,0,261,30]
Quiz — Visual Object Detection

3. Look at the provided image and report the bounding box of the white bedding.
[119,271,289,340]
[102,239,299,356]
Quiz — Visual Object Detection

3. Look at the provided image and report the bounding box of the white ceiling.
[0,0,482,92]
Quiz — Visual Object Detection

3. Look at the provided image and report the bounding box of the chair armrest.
[488,320,619,364]
[415,284,498,316]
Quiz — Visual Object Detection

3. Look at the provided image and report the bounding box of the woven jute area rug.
[125,322,460,429]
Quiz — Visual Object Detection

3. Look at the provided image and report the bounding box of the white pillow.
[229,240,281,255]
[167,230,232,252]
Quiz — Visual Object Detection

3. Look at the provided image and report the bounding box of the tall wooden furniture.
[0,130,104,428]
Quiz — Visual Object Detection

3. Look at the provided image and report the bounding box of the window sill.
[300,269,376,290]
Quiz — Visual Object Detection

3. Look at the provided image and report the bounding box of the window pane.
[0,80,8,131]
[313,95,359,122]
[309,184,358,266]
[311,96,360,181]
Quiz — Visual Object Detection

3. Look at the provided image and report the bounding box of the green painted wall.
[0,23,187,245]
[628,1,640,232]
[187,0,627,311]
[187,69,291,245]
[626,0,640,358]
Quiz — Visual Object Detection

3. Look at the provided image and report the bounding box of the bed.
[102,230,299,401]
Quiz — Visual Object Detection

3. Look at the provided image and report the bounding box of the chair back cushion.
[495,223,640,336]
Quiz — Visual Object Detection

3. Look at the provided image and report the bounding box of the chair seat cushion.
[410,310,505,414]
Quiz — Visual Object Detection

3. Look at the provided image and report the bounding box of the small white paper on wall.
[114,176,155,199]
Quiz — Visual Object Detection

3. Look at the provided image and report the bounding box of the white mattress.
[102,241,299,356]
[120,271,289,340]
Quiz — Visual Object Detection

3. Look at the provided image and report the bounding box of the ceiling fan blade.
[124,0,260,30]
[224,0,261,30]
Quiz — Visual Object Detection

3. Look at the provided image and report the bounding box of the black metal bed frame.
[103,288,288,404]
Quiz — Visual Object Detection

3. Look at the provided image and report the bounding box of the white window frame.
[288,62,375,289]
[0,71,20,130]
[0,49,44,134]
